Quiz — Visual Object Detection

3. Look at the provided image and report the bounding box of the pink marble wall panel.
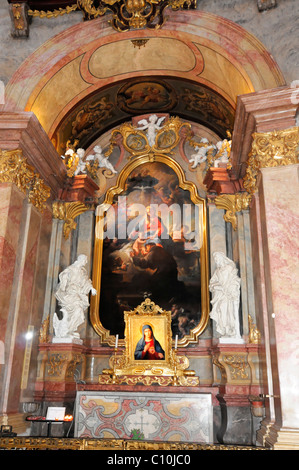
[259,164,299,429]
[26,207,53,396]
[249,193,276,426]
[7,205,42,412]
[0,184,25,344]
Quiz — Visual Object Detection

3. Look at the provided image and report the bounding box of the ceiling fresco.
[53,77,235,153]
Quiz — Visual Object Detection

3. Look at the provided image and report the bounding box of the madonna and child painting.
[97,161,205,342]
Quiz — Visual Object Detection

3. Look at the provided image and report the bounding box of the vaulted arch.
[4,10,285,154]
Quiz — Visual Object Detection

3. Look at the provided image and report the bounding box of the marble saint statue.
[209,252,241,340]
[53,254,97,343]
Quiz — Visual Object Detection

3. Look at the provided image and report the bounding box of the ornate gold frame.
[125,298,171,370]
[98,297,199,386]
[90,153,209,347]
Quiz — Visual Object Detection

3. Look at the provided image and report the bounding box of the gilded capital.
[243,127,299,194]
[0,148,51,212]
[52,201,88,239]
[213,192,252,230]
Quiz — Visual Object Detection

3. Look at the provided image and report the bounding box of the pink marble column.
[257,164,299,448]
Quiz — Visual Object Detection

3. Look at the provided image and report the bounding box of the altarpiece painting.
[90,154,209,347]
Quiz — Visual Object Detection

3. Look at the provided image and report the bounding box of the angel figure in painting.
[134,324,165,360]
[137,114,165,147]
[53,254,97,342]
[209,251,241,339]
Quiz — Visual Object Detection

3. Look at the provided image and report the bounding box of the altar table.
[74,391,213,443]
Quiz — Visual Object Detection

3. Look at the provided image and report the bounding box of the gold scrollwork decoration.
[78,0,196,31]
[108,116,192,159]
[28,4,79,19]
[222,354,250,381]
[27,0,196,32]
[213,192,252,230]
[243,127,299,194]
[52,201,89,240]
[47,353,67,376]
[0,149,51,212]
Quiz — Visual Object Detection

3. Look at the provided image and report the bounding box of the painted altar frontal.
[74,391,213,443]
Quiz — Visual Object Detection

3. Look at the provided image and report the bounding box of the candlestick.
[115,334,119,349]
[175,335,178,350]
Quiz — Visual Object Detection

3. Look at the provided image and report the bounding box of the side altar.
[74,299,212,443]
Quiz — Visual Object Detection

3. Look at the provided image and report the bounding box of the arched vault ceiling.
[4,11,285,152]
[53,77,235,153]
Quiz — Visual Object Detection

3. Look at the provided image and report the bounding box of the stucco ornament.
[53,255,97,343]
[86,145,117,174]
[209,252,241,340]
[189,138,215,168]
[137,114,165,147]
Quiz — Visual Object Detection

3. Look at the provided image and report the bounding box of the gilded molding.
[0,149,51,212]
[0,437,267,450]
[52,201,88,239]
[213,192,251,230]
[27,0,196,31]
[243,127,299,195]
[28,4,78,19]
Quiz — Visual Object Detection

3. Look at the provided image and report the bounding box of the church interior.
[0,0,298,451]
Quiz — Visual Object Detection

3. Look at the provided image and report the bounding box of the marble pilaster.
[1,201,42,428]
[236,210,256,337]
[256,164,299,449]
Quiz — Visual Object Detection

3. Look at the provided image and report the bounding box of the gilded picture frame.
[123,299,172,375]
[90,153,209,347]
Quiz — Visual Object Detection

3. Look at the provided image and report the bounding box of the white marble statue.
[86,145,117,174]
[137,114,165,147]
[189,138,215,168]
[53,254,97,343]
[61,147,87,176]
[209,252,242,340]
[73,148,87,175]
[213,138,231,167]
